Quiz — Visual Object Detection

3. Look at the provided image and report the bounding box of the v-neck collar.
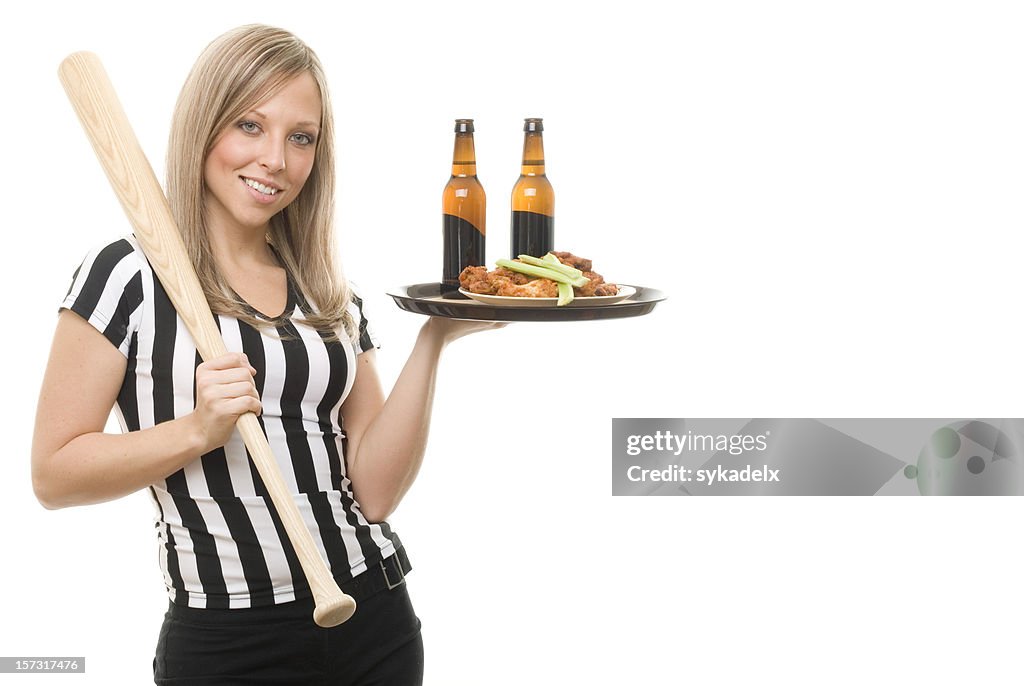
[232,245,296,321]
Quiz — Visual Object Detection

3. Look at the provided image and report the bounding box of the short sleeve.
[346,282,380,353]
[61,238,144,358]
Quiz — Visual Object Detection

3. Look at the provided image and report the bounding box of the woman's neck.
[207,221,278,272]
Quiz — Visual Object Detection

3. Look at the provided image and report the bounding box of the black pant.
[153,583,423,685]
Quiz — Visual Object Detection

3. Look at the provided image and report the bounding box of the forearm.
[33,414,205,509]
[346,322,447,522]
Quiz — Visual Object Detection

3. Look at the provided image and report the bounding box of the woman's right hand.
[190,352,262,453]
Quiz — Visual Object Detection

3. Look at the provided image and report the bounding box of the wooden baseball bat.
[58,51,356,628]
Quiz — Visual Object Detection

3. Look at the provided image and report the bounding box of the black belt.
[339,546,411,604]
[165,547,411,623]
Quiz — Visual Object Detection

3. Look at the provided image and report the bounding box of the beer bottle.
[510,117,554,258]
[442,119,486,290]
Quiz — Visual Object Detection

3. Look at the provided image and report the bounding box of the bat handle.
[313,595,358,628]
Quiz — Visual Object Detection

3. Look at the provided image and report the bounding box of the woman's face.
[203,71,322,234]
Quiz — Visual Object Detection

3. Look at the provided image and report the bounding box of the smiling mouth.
[241,177,280,196]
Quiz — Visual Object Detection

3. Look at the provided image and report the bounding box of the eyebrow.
[250,110,321,130]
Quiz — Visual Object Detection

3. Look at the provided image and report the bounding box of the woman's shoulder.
[63,235,151,356]
[343,280,381,352]
[78,234,148,265]
[343,280,369,321]
[89,233,147,259]
[75,234,152,281]
[66,234,154,311]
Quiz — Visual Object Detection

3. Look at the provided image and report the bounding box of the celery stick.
[495,259,589,287]
[557,281,574,306]
[540,253,585,278]
[518,254,583,279]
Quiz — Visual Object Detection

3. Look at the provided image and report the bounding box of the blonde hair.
[167,24,354,339]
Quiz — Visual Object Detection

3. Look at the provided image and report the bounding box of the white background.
[2,0,1023,683]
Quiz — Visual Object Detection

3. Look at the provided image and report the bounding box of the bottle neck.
[520,131,546,176]
[451,133,478,177]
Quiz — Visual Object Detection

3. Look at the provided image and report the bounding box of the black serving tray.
[387,283,666,322]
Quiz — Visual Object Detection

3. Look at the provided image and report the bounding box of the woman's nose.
[259,136,286,173]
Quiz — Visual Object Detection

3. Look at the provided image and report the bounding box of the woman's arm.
[32,310,262,509]
[342,317,503,522]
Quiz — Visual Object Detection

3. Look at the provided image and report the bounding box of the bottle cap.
[454,118,475,133]
[523,117,544,132]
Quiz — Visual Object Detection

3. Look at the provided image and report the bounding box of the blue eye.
[291,132,315,146]
[239,121,260,134]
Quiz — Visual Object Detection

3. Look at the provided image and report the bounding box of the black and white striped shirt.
[62,235,405,609]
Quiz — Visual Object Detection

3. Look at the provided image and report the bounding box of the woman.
[32,24,499,685]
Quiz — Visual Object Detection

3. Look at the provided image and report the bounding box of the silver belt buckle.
[381,554,406,590]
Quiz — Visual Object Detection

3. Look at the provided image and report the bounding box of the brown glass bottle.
[442,119,486,290]
[510,118,554,258]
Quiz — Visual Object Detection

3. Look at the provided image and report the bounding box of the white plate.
[457,285,636,308]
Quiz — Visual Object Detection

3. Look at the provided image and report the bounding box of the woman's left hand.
[421,316,508,348]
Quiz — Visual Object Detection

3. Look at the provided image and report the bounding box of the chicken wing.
[495,278,559,298]
[551,251,593,272]
[459,253,617,299]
